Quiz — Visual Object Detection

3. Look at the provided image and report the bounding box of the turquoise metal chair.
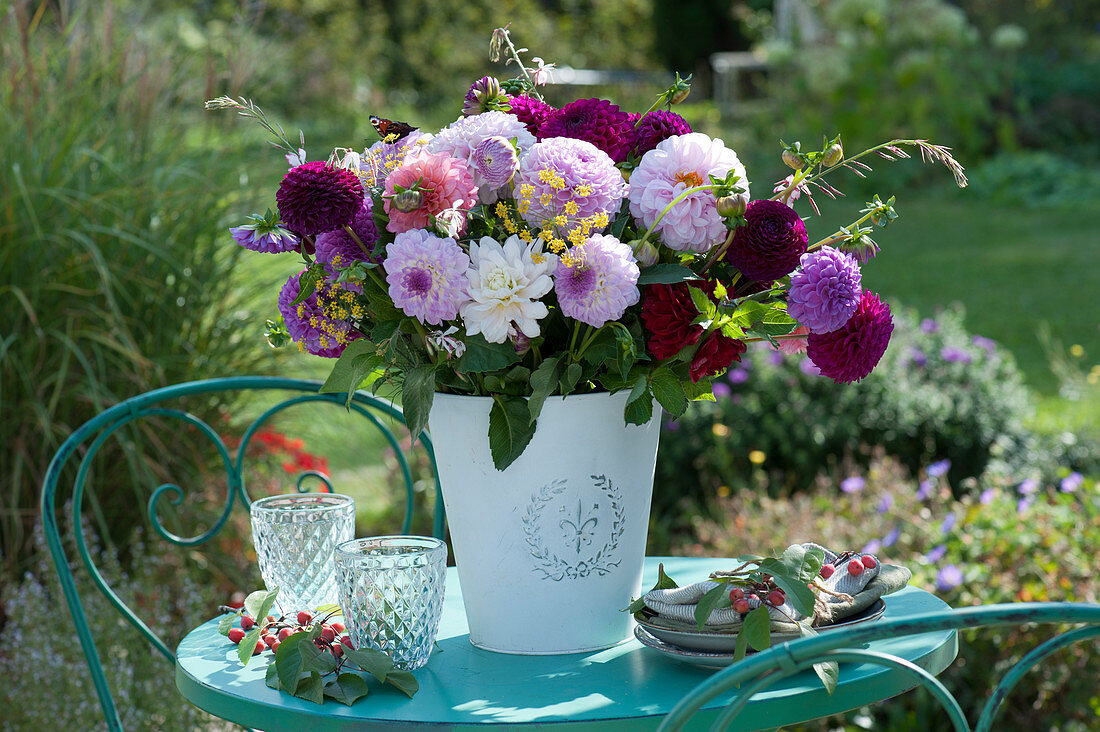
[659,601,1100,731]
[40,376,445,732]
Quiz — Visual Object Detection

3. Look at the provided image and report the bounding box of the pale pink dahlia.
[427,111,535,204]
[383,152,478,234]
[554,234,640,327]
[383,229,470,325]
[628,133,749,252]
[514,137,625,237]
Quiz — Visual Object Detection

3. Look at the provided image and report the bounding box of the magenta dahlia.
[508,95,556,138]
[806,290,894,383]
[634,110,692,157]
[538,98,635,163]
[275,161,365,236]
[724,199,808,281]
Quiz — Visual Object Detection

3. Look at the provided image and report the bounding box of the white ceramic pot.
[428,390,661,654]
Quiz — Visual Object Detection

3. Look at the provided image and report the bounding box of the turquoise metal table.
[175,556,957,731]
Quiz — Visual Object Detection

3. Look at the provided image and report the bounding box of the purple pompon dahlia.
[276,161,365,236]
[538,98,635,163]
[554,234,640,327]
[786,246,863,333]
[634,110,692,157]
[277,271,361,358]
[724,199,808,280]
[383,229,470,325]
[806,290,894,384]
[508,95,556,138]
[315,197,381,272]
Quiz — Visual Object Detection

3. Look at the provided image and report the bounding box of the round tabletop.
[176,556,957,731]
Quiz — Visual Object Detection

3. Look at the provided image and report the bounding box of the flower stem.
[700,230,735,273]
[808,210,876,252]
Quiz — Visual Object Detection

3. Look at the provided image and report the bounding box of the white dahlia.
[460,235,557,343]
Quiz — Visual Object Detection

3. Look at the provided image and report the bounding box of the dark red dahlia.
[724,199,808,281]
[276,161,365,236]
[641,282,704,359]
[538,98,635,163]
[689,332,747,382]
[634,110,692,157]
[507,95,556,138]
[806,290,894,383]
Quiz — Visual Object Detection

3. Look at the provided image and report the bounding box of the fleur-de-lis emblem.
[559,500,598,553]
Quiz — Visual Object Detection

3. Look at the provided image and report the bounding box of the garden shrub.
[966,151,1100,209]
[653,303,1032,513]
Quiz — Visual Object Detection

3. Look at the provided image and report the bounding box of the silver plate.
[635,598,887,667]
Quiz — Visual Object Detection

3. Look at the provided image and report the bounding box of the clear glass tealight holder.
[335,536,448,671]
[250,493,355,616]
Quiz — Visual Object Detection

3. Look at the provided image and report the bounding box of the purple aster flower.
[940,512,957,534]
[472,136,519,190]
[538,98,635,162]
[664,420,680,432]
[910,347,928,367]
[712,381,731,398]
[841,476,865,494]
[727,368,749,384]
[920,318,939,334]
[276,161,365,236]
[634,110,692,157]
[980,488,996,505]
[554,234,640,327]
[725,199,808,281]
[315,198,381,271]
[941,346,973,364]
[786,247,863,334]
[1017,496,1034,514]
[806,290,894,384]
[277,272,361,358]
[882,526,901,548]
[1061,472,1084,493]
[924,544,947,563]
[383,229,470,325]
[507,95,556,138]
[927,459,951,478]
[936,564,963,592]
[972,335,997,353]
[876,493,894,514]
[1017,478,1039,495]
[230,223,299,254]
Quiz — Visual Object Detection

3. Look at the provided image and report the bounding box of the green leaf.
[385,670,420,698]
[623,392,653,425]
[319,339,382,407]
[256,589,279,628]
[315,604,343,618]
[324,672,372,705]
[299,638,338,675]
[243,590,269,621]
[770,572,817,619]
[581,329,618,365]
[265,660,282,690]
[457,334,520,373]
[488,395,537,470]
[694,582,733,630]
[742,605,772,651]
[528,357,560,425]
[688,286,716,320]
[637,263,697,285]
[275,633,308,690]
[238,628,262,665]
[627,562,679,615]
[344,647,395,683]
[218,611,240,636]
[780,544,825,583]
[401,364,436,445]
[649,367,688,417]
[733,622,751,664]
[559,362,582,394]
[290,262,326,307]
[799,622,838,695]
[294,671,325,704]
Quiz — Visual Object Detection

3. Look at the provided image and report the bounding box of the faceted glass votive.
[335,536,448,671]
[250,493,355,616]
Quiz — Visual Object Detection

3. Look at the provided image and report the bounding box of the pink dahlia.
[554,234,640,327]
[383,152,478,234]
[807,290,894,383]
[786,247,862,334]
[628,133,749,252]
[508,95,556,138]
[634,110,692,157]
[276,161,365,236]
[725,199,807,281]
[277,271,361,358]
[427,111,535,204]
[315,197,381,271]
[383,229,470,325]
[539,98,635,163]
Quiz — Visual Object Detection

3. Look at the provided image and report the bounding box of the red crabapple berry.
[819,564,835,579]
[297,611,313,626]
[228,628,245,644]
[733,598,751,614]
[278,627,293,641]
[331,644,343,658]
[729,587,744,602]
[320,625,336,643]
[240,615,255,630]
[848,559,865,575]
[271,640,280,654]
[331,621,346,634]
[767,590,786,607]
[340,635,354,650]
[262,634,277,648]
[252,643,263,656]
[861,555,878,569]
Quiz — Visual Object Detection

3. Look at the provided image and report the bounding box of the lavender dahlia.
[472,136,519,190]
[806,290,894,384]
[383,230,471,325]
[515,137,625,238]
[538,98,635,163]
[786,247,862,333]
[275,161,364,236]
[554,234,640,327]
[725,199,807,281]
